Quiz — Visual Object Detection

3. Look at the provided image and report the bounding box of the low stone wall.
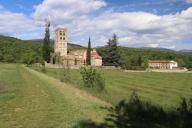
[38,63,192,73]
[45,63,121,70]
[45,63,85,69]
[100,66,120,70]
[45,63,64,68]
[149,69,188,73]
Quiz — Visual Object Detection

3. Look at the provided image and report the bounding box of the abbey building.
[54,28,102,66]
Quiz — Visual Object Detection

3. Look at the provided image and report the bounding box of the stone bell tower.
[54,28,68,56]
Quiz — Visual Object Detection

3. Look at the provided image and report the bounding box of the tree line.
[1,33,192,69]
[0,35,42,65]
[97,35,192,70]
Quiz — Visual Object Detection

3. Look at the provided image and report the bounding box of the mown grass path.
[0,64,110,128]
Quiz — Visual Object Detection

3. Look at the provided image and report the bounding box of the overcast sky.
[0,0,192,50]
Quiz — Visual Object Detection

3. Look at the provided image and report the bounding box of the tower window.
[60,37,62,40]
[63,37,65,40]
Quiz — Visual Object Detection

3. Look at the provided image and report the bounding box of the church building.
[54,28,102,66]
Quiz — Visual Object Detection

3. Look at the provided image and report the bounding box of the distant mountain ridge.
[1,35,192,68]
[0,35,22,41]
[179,49,192,52]
[23,39,192,55]
[1,35,191,54]
[28,39,86,50]
[140,47,175,52]
[179,49,192,55]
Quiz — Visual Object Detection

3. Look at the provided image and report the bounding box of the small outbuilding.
[148,60,178,69]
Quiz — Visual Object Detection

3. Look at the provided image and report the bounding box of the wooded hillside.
[97,46,192,69]
[0,35,42,63]
[1,35,192,69]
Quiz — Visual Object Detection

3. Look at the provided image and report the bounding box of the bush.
[80,67,105,90]
[105,93,192,128]
[60,68,72,83]
[41,66,46,73]
[75,92,192,128]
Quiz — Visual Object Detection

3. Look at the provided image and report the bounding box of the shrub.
[60,68,71,83]
[80,67,105,90]
[105,94,192,128]
[41,66,46,73]
[75,92,192,128]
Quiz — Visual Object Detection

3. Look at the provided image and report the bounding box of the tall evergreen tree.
[103,34,121,67]
[86,37,91,65]
[137,55,142,66]
[42,20,51,63]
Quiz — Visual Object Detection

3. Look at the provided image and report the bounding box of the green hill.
[1,35,192,69]
[0,35,85,64]
[140,47,175,52]
[0,35,42,63]
[97,46,192,69]
[28,39,85,50]
[179,49,192,56]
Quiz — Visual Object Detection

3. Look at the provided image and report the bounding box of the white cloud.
[32,0,192,49]
[77,9,192,48]
[0,0,192,50]
[147,43,159,48]
[186,0,192,3]
[0,5,41,39]
[33,0,106,25]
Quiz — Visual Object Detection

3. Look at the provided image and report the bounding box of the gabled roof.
[91,49,102,59]
[149,60,177,64]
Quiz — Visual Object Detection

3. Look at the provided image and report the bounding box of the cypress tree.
[86,37,91,65]
[42,21,51,63]
[137,55,142,66]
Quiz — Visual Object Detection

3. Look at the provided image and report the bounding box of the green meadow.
[0,64,108,128]
[1,63,192,127]
[33,67,192,108]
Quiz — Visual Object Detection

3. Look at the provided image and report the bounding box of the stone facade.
[54,28,102,66]
[54,28,68,57]
[66,49,87,65]
[91,49,102,66]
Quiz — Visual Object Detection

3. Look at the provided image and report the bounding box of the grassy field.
[0,64,109,128]
[1,64,192,127]
[33,67,192,108]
